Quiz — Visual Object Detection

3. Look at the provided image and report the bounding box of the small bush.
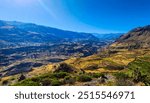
[114,72,129,79]
[79,69,85,75]
[53,63,75,73]
[143,76,150,86]
[51,79,62,86]
[91,73,104,78]
[64,76,70,80]
[64,76,76,85]
[41,78,52,86]
[31,77,41,82]
[132,68,143,83]
[77,74,92,82]
[18,74,26,82]
[53,72,69,78]
[2,80,9,85]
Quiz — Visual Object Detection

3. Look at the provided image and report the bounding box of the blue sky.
[0,0,150,33]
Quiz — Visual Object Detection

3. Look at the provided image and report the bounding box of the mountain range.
[0,20,124,48]
[0,20,150,86]
[0,20,98,48]
[93,33,123,41]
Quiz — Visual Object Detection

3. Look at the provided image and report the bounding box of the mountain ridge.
[0,20,98,47]
[111,25,150,49]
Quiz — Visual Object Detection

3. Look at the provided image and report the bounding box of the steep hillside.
[111,25,150,49]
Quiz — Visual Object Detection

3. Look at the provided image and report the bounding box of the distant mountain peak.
[93,33,123,41]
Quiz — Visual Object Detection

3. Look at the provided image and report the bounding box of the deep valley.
[0,20,150,86]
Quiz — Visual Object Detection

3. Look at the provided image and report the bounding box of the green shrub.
[77,74,92,82]
[143,76,150,86]
[41,78,52,86]
[31,77,41,82]
[128,57,150,85]
[131,68,150,85]
[52,72,69,78]
[64,76,76,85]
[14,79,40,86]
[91,73,104,78]
[114,72,129,79]
[128,58,150,76]
[51,79,63,86]
[14,72,68,86]
[64,76,70,80]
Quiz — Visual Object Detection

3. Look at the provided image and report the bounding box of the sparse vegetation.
[15,79,40,86]
[114,72,133,86]
[77,74,92,82]
[91,73,104,78]
[41,78,52,86]
[128,56,150,85]
[63,76,76,85]
[52,72,69,78]
[50,79,63,86]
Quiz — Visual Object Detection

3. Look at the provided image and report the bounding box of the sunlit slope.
[3,48,147,86]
